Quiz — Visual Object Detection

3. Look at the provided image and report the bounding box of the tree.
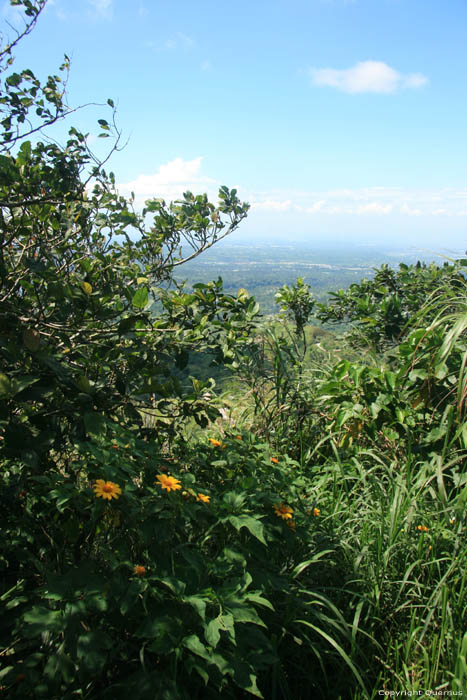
[317,261,465,351]
[0,4,265,694]
[0,0,257,461]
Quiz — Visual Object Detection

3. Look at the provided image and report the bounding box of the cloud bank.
[118,159,467,221]
[250,186,467,217]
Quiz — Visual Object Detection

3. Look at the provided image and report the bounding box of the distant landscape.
[175,241,452,314]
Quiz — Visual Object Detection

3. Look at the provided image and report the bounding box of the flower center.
[102,484,113,493]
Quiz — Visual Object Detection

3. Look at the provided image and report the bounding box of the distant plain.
[175,241,452,314]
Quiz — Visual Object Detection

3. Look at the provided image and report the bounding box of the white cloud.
[251,200,292,211]
[400,203,422,216]
[356,202,393,215]
[246,186,467,218]
[403,73,428,89]
[117,167,467,222]
[144,32,195,52]
[302,200,326,214]
[87,0,113,18]
[117,157,217,203]
[163,32,194,50]
[310,60,428,94]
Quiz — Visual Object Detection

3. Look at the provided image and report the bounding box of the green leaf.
[22,328,41,352]
[76,375,92,393]
[291,551,334,579]
[155,576,186,595]
[225,604,266,628]
[120,580,141,616]
[77,631,113,674]
[245,592,274,611]
[204,618,221,648]
[0,154,19,183]
[132,286,149,309]
[183,634,211,661]
[23,606,62,636]
[218,612,235,642]
[231,660,264,698]
[185,657,209,685]
[0,372,12,397]
[227,515,266,545]
[183,595,206,621]
[84,411,107,436]
[10,375,40,395]
[118,316,138,334]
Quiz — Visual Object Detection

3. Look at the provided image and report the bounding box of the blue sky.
[3,0,467,251]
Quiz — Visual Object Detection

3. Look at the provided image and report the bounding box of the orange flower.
[271,457,279,464]
[273,503,293,520]
[209,438,222,447]
[417,524,429,532]
[156,474,181,492]
[235,435,242,440]
[196,493,210,503]
[311,507,320,517]
[93,479,122,500]
[133,565,146,576]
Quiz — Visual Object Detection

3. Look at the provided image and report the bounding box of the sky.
[2,0,467,252]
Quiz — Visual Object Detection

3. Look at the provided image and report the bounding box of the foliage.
[317,261,466,351]
[275,277,315,352]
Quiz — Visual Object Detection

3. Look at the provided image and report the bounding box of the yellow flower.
[271,457,279,464]
[209,438,222,447]
[417,524,429,532]
[156,474,181,492]
[311,507,320,517]
[133,565,146,576]
[286,519,296,531]
[93,479,122,500]
[196,493,210,503]
[273,503,293,520]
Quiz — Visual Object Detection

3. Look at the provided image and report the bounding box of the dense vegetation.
[1,3,466,698]
[174,243,443,316]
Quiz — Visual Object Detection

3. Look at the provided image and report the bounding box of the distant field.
[174,241,447,315]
